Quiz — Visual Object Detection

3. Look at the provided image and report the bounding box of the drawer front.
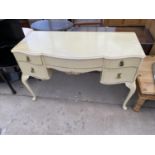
[14,53,43,65]
[44,56,103,69]
[18,62,50,79]
[100,67,137,84]
[103,58,141,68]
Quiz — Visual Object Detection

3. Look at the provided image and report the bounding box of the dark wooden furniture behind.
[133,56,155,112]
[107,27,154,55]
[19,19,30,28]
[104,19,146,27]
[72,19,103,26]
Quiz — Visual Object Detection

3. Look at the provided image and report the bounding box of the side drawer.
[103,58,141,68]
[44,56,103,69]
[18,62,51,80]
[100,67,137,84]
[14,53,43,65]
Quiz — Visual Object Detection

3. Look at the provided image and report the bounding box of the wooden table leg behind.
[133,95,145,112]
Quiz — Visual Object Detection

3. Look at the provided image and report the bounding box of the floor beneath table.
[0,71,155,135]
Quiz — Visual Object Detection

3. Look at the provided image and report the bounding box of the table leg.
[122,81,136,110]
[21,74,36,101]
[133,96,145,112]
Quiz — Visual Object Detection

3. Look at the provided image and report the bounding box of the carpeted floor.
[0,71,155,134]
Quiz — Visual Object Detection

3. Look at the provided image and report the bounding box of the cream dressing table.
[11,31,145,110]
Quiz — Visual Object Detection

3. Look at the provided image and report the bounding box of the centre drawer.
[14,53,43,65]
[44,56,103,69]
[100,67,137,84]
[103,58,141,68]
[18,62,50,80]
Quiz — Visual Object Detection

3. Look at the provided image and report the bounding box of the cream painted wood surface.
[12,31,145,59]
[103,58,141,68]
[14,53,43,65]
[100,67,137,84]
[44,56,103,69]
[18,62,51,80]
[12,31,145,110]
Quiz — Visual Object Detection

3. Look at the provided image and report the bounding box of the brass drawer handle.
[116,73,122,79]
[119,61,124,67]
[26,56,30,62]
[31,68,35,73]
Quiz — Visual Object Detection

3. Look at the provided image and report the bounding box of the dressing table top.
[12,31,145,59]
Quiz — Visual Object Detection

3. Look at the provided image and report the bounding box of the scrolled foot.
[122,105,128,110]
[32,96,37,101]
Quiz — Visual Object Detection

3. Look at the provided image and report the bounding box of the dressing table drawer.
[14,53,43,65]
[103,58,141,68]
[18,62,50,79]
[44,56,103,69]
[101,67,137,84]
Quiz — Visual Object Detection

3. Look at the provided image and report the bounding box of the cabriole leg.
[122,81,136,110]
[21,74,36,101]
